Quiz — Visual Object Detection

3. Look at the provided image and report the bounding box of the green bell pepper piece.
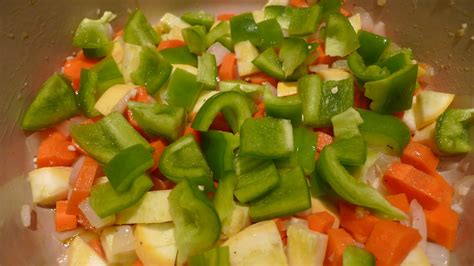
[377,49,412,73]
[230,13,262,47]
[181,11,215,31]
[192,91,253,133]
[130,47,172,95]
[205,21,231,48]
[357,30,391,65]
[168,179,221,265]
[249,166,311,222]
[319,145,406,220]
[257,19,284,49]
[21,73,78,131]
[197,53,218,90]
[71,112,151,163]
[299,74,322,126]
[264,5,286,20]
[213,172,236,227]
[219,80,264,101]
[201,131,239,180]
[123,10,160,46]
[288,5,321,36]
[91,57,125,95]
[72,11,116,58]
[127,101,186,141]
[90,174,153,217]
[252,48,285,80]
[104,144,154,193]
[343,246,375,266]
[234,155,280,203]
[325,13,359,57]
[159,46,198,66]
[166,68,202,111]
[217,35,234,51]
[159,134,214,190]
[319,0,343,20]
[279,37,310,78]
[240,117,294,159]
[77,69,100,117]
[365,63,418,114]
[436,109,474,154]
[182,25,208,55]
[263,86,302,124]
[310,160,332,197]
[332,107,364,139]
[347,52,390,82]
[293,126,318,175]
[188,246,230,266]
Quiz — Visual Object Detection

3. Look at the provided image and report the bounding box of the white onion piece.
[454,175,474,197]
[372,21,386,36]
[265,82,278,96]
[207,42,231,66]
[309,64,329,73]
[25,132,42,158]
[425,242,450,266]
[55,116,87,137]
[69,156,86,186]
[55,228,84,242]
[111,225,135,257]
[409,200,427,249]
[20,204,32,227]
[439,168,463,186]
[366,153,400,192]
[353,7,374,32]
[331,60,349,70]
[112,88,137,114]
[78,198,115,229]
[289,217,308,228]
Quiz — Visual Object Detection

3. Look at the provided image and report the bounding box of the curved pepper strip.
[123,9,160,46]
[347,52,390,83]
[72,11,116,58]
[201,131,239,180]
[357,30,391,65]
[435,108,474,154]
[169,179,221,265]
[192,91,253,133]
[263,86,302,124]
[319,145,406,220]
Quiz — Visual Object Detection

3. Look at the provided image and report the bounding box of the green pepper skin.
[319,146,406,220]
[188,246,230,266]
[365,63,418,114]
[77,69,100,118]
[91,57,125,95]
[263,86,302,124]
[123,10,160,46]
[319,0,343,20]
[219,80,264,102]
[192,91,253,133]
[310,160,332,197]
[71,112,151,163]
[279,37,310,78]
[213,172,236,226]
[377,49,412,73]
[252,48,286,80]
[72,11,116,58]
[131,47,172,95]
[205,21,231,48]
[201,131,239,181]
[21,73,79,131]
[127,101,186,141]
[325,13,359,57]
[249,166,311,222]
[90,174,153,218]
[347,52,390,83]
[343,246,375,266]
[159,46,198,66]
[182,25,208,55]
[357,30,391,65]
[257,18,284,49]
[436,109,474,154]
[159,135,214,191]
[197,53,218,90]
[288,5,321,36]
[299,74,323,126]
[181,11,215,31]
[230,13,262,47]
[166,68,202,112]
[169,179,221,265]
[293,126,318,175]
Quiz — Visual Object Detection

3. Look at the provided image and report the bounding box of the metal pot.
[0,0,472,264]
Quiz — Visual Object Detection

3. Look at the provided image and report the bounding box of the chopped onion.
[309,64,329,73]
[289,217,308,228]
[353,7,374,32]
[55,116,87,137]
[207,42,231,66]
[113,88,137,114]
[25,132,42,158]
[425,242,450,266]
[21,204,32,227]
[439,168,463,186]
[78,198,115,229]
[366,153,399,192]
[454,175,474,197]
[69,156,86,186]
[331,60,349,70]
[111,225,135,257]
[55,228,84,242]
[409,200,427,249]
[372,21,386,36]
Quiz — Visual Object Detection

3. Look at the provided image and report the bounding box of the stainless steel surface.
[0,0,472,265]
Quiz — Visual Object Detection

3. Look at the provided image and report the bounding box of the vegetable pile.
[21,0,473,265]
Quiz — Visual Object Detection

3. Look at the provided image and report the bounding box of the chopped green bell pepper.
[240,117,294,159]
[159,134,214,190]
[71,112,151,163]
[357,30,391,65]
[201,131,239,180]
[197,53,217,90]
[299,74,322,126]
[264,5,287,20]
[72,11,116,58]
[293,126,317,175]
[205,21,231,48]
[213,172,236,226]
[169,179,221,265]
[252,48,285,80]
[263,86,302,124]
[319,145,406,220]
[249,166,311,222]
[21,73,78,130]
[192,91,253,133]
[91,57,125,95]
[189,246,230,266]
[347,52,390,82]
[365,63,418,114]
[377,49,412,73]
[279,37,310,78]
[219,80,264,102]
[288,5,321,36]
[182,25,208,55]
[310,160,333,197]
[343,245,375,266]
[257,19,284,49]
[90,174,153,218]
[127,101,186,141]
[104,144,154,193]
[319,0,343,20]
[130,47,172,95]
[77,69,100,117]
[332,107,364,139]
[230,13,262,47]
[159,46,198,66]
[181,11,215,31]
[325,13,359,57]
[166,68,202,111]
[436,109,474,154]
[123,9,160,46]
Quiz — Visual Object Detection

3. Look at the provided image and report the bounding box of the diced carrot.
[324,228,355,266]
[156,39,186,51]
[246,72,278,87]
[71,138,87,155]
[132,259,144,266]
[307,211,335,234]
[209,112,233,132]
[219,53,238,81]
[433,172,454,206]
[150,139,167,172]
[365,220,421,266]
[183,125,201,143]
[290,0,309,7]
[401,141,439,175]
[383,162,445,210]
[339,202,380,243]
[55,200,77,232]
[340,7,351,17]
[66,157,100,215]
[63,51,98,90]
[113,29,124,39]
[88,238,106,259]
[354,85,371,109]
[393,111,405,119]
[37,131,78,167]
[131,86,150,103]
[253,102,265,118]
[125,109,146,136]
[274,218,290,245]
[384,193,410,213]
[217,13,235,21]
[316,131,334,153]
[424,204,459,250]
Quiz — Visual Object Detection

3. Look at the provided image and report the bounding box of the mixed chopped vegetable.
[21,1,473,266]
